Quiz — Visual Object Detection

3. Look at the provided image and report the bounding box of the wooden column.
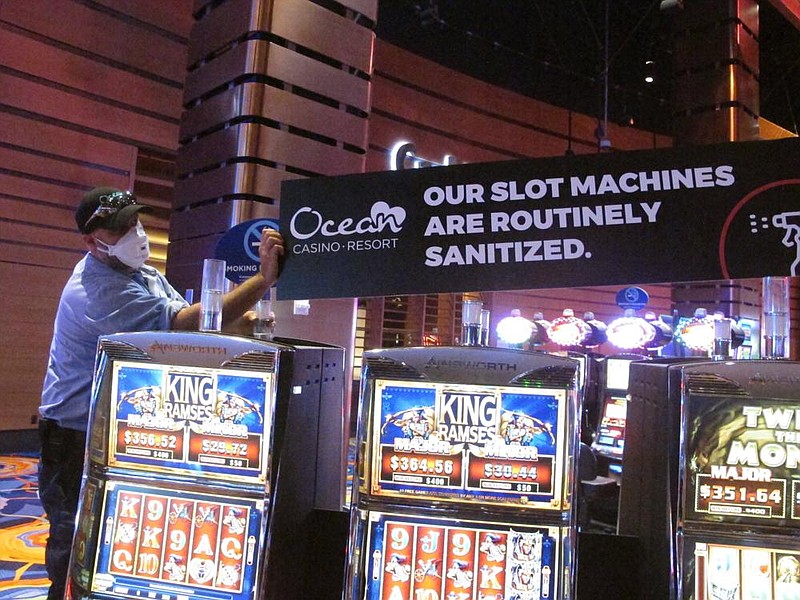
[670,0,760,144]
[170,0,377,388]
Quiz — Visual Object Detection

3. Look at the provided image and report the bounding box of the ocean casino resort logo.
[289,200,407,255]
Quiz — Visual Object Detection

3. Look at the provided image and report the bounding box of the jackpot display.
[682,394,800,527]
[108,361,273,483]
[676,361,800,600]
[346,346,581,600]
[366,379,569,510]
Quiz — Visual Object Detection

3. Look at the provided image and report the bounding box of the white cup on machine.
[199,258,226,333]
[461,299,483,346]
[253,299,275,341]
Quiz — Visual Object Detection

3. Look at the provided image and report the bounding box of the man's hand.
[222,310,258,336]
[171,228,284,332]
[259,228,285,287]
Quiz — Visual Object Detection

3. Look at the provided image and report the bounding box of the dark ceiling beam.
[768,0,800,30]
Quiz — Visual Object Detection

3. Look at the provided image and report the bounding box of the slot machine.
[344,346,582,600]
[575,354,647,532]
[591,354,648,480]
[676,360,800,600]
[66,331,346,600]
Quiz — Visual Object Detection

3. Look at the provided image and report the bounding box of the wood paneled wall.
[0,0,192,431]
[368,40,672,171]
[366,40,674,345]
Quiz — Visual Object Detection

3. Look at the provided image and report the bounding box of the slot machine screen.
[681,391,800,530]
[680,534,800,600]
[592,396,628,458]
[107,361,275,485]
[360,511,568,600]
[88,480,264,600]
[365,379,569,512]
[605,357,633,391]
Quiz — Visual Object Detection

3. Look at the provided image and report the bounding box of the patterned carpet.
[0,454,49,599]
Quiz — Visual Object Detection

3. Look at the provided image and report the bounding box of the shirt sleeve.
[81,262,189,335]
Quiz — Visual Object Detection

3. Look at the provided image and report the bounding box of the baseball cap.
[75,187,150,233]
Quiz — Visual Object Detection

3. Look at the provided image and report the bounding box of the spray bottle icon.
[772,211,800,275]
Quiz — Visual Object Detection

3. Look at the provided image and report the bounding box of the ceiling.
[375,0,800,139]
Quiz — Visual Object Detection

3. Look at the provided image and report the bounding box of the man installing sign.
[37,186,284,600]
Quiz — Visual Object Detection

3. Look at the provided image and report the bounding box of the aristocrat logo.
[289,201,406,240]
[148,342,227,356]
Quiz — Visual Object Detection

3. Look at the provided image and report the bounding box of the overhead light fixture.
[676,308,715,352]
[660,0,684,10]
[529,312,551,347]
[546,309,591,348]
[414,1,441,28]
[606,309,656,350]
[644,60,655,84]
[496,309,533,347]
[582,311,608,348]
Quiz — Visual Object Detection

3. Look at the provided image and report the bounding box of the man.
[38,186,284,599]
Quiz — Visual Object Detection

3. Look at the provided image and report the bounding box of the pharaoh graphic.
[479,533,507,563]
[446,560,474,589]
[382,407,437,440]
[499,411,554,446]
[213,390,262,424]
[777,555,800,583]
[385,554,412,582]
[510,532,542,562]
[163,554,186,582]
[118,386,163,416]
[222,507,247,535]
[510,563,537,592]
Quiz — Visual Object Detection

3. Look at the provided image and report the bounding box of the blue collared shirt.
[40,253,189,430]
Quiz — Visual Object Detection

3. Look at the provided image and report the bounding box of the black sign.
[277,138,800,300]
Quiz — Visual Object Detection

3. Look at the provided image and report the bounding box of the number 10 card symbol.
[244,219,280,262]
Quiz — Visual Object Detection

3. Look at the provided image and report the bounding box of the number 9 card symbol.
[244,220,279,262]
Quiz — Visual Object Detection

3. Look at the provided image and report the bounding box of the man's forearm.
[171,272,270,331]
[221,272,270,322]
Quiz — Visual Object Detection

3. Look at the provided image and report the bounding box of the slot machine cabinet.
[552,350,601,446]
[578,354,647,532]
[591,353,648,480]
[261,335,348,600]
[617,358,707,600]
[345,346,582,600]
[676,360,800,600]
[66,331,346,600]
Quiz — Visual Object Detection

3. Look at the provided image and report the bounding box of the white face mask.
[95,221,150,269]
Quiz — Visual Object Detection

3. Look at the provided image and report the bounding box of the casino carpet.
[0,454,49,599]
